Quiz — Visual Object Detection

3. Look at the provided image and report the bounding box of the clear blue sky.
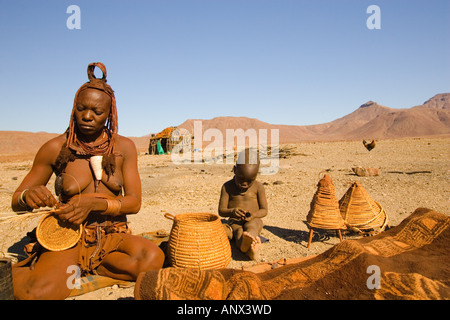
[0,0,449,137]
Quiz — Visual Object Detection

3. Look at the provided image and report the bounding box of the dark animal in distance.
[363,140,376,151]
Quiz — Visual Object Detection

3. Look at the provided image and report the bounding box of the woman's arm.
[115,136,141,214]
[11,137,62,212]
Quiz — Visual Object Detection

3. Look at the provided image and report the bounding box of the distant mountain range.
[178,93,450,143]
[0,93,449,155]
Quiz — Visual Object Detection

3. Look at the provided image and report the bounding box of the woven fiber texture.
[306,174,346,230]
[165,213,231,270]
[135,208,449,300]
[36,212,82,251]
[339,181,388,234]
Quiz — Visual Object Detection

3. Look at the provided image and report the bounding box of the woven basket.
[165,213,231,270]
[339,181,388,233]
[306,174,346,230]
[36,212,82,251]
[0,258,14,300]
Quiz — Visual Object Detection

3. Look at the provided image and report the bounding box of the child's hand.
[232,208,247,220]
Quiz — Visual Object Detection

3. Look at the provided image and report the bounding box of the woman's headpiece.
[66,62,118,156]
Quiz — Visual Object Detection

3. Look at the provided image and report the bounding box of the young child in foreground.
[218,149,268,260]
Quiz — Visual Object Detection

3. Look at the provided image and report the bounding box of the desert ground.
[0,136,448,299]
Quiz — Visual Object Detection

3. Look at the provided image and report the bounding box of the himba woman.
[11,62,164,299]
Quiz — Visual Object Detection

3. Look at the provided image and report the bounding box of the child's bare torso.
[224,179,261,215]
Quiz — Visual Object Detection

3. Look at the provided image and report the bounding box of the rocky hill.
[1,93,448,156]
[178,93,450,143]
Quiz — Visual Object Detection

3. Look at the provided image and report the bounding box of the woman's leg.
[96,234,164,281]
[12,244,80,300]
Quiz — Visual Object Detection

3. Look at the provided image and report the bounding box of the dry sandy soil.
[0,136,448,299]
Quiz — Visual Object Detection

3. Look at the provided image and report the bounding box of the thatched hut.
[148,127,192,155]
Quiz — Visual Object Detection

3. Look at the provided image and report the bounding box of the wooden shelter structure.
[148,127,192,155]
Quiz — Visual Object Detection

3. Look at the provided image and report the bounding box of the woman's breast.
[57,158,123,197]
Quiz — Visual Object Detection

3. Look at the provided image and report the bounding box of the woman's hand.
[53,194,93,225]
[22,185,58,209]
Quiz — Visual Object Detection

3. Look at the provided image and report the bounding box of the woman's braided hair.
[54,62,118,177]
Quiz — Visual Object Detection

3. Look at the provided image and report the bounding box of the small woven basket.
[164,212,231,270]
[36,212,82,251]
[307,174,346,230]
[0,258,14,300]
[339,181,388,234]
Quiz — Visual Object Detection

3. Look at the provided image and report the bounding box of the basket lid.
[339,181,387,229]
[36,213,82,251]
[307,174,346,229]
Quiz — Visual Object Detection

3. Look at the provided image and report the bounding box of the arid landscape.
[0,93,448,299]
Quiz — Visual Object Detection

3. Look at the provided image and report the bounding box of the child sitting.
[218,149,268,260]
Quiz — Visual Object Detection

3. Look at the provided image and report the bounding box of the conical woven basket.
[36,212,82,251]
[306,174,346,230]
[339,181,388,233]
[165,213,231,270]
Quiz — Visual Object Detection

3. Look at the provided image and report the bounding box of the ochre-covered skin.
[11,63,164,300]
